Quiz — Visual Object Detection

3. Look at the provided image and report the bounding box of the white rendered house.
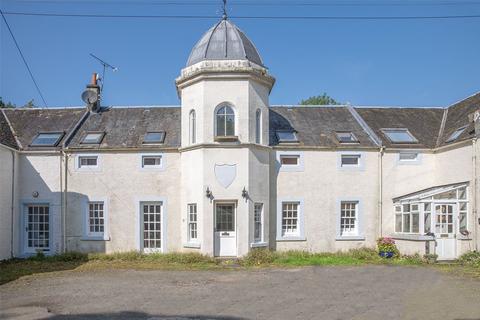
[1,17,479,260]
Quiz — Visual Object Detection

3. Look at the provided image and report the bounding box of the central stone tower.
[176,17,275,257]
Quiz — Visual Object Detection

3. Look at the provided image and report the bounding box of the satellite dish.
[81,89,99,104]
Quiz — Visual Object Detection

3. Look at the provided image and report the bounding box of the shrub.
[242,248,277,266]
[459,251,480,267]
[398,253,423,265]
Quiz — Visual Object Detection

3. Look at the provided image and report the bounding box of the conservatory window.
[424,203,432,233]
[395,203,419,234]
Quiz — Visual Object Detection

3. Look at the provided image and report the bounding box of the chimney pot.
[91,73,98,85]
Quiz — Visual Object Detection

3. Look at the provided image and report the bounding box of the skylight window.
[143,131,166,144]
[446,126,467,143]
[276,130,298,143]
[31,132,64,147]
[381,129,417,143]
[81,132,105,144]
[335,132,358,143]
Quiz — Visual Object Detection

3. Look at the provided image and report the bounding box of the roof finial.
[222,0,227,20]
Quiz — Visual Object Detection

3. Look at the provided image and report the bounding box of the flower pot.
[379,251,394,258]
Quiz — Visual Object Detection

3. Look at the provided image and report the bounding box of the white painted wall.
[16,153,63,256]
[66,151,181,254]
[273,149,379,252]
[0,146,15,260]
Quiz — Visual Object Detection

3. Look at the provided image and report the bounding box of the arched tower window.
[216,105,235,137]
[189,110,196,144]
[255,109,262,144]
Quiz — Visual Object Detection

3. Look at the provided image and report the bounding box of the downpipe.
[10,149,15,259]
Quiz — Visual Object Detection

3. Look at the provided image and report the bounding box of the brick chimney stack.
[85,72,100,112]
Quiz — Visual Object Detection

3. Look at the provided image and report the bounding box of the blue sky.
[1,0,479,108]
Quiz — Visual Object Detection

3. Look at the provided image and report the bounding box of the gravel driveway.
[1,265,479,320]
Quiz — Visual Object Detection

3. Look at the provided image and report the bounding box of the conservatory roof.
[393,182,469,203]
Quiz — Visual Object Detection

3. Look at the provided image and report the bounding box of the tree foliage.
[299,93,340,105]
[0,97,36,108]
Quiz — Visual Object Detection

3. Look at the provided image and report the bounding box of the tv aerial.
[89,53,118,92]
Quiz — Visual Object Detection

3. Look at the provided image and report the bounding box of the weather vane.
[222,0,227,20]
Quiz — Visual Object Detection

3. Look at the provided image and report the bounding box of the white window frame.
[253,203,264,244]
[255,109,262,144]
[139,153,164,171]
[338,151,364,171]
[276,199,305,241]
[394,185,469,236]
[82,197,109,241]
[277,151,304,172]
[187,203,199,244]
[214,104,236,137]
[396,151,422,165]
[75,154,101,172]
[336,199,365,241]
[134,196,168,253]
[189,109,196,145]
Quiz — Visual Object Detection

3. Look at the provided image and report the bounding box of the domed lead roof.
[186,19,264,67]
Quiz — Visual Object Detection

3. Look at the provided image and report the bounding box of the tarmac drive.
[1,265,479,320]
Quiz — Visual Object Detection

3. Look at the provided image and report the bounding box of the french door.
[434,204,456,260]
[141,202,163,253]
[24,204,50,253]
[214,202,237,257]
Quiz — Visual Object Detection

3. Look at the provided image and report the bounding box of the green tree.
[0,98,36,108]
[299,93,340,105]
[0,97,16,108]
[22,99,35,108]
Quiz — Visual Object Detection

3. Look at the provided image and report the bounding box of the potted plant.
[377,237,398,258]
[424,253,438,264]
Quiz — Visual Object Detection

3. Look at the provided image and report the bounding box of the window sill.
[457,233,473,240]
[276,236,306,242]
[214,136,238,142]
[183,242,201,249]
[81,236,110,241]
[392,234,434,241]
[335,236,365,241]
[250,242,268,248]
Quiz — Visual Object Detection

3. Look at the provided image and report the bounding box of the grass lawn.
[1,249,479,285]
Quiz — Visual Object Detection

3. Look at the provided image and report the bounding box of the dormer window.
[276,130,298,143]
[143,131,165,144]
[381,128,417,143]
[335,132,358,144]
[216,105,235,137]
[30,132,64,147]
[81,132,105,144]
[446,126,467,143]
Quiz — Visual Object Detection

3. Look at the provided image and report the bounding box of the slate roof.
[2,91,478,151]
[186,19,263,67]
[269,106,377,148]
[1,108,86,151]
[438,92,480,147]
[0,110,19,149]
[68,107,181,149]
[355,107,445,149]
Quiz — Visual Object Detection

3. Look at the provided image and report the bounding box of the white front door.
[24,204,50,254]
[141,202,163,253]
[214,203,236,257]
[434,204,456,260]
